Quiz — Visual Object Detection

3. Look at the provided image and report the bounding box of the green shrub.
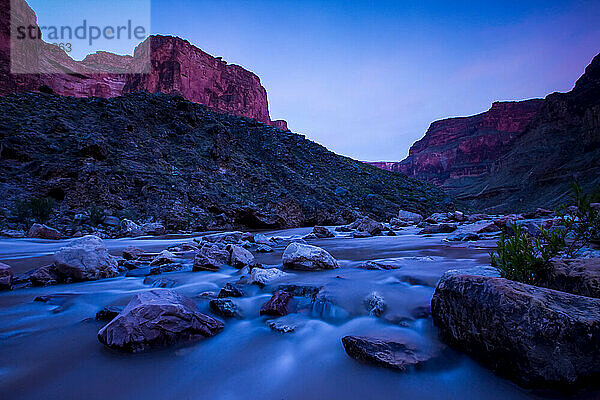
[490,183,599,284]
[14,197,56,223]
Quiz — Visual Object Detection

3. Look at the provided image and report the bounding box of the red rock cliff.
[368,99,543,185]
[0,0,288,130]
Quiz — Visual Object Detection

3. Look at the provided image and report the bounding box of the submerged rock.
[418,223,457,234]
[359,261,401,270]
[98,289,224,352]
[53,235,119,281]
[267,314,306,333]
[28,223,62,240]
[260,290,293,317]
[122,246,144,260]
[218,282,246,298]
[364,291,386,317]
[431,274,600,387]
[282,243,339,271]
[95,306,123,321]
[209,298,242,318]
[342,336,435,371]
[0,262,14,290]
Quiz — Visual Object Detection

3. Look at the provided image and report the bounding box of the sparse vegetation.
[491,183,600,284]
[88,203,106,226]
[14,197,56,223]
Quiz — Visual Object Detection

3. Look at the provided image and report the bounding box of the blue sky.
[28,0,600,161]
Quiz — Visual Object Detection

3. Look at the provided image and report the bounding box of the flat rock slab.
[431,274,600,387]
[342,336,434,371]
[98,289,224,352]
[539,258,600,299]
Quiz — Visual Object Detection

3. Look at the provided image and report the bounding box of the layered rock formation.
[0,0,287,129]
[368,100,543,185]
[0,92,451,233]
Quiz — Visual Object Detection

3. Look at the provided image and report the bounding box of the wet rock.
[120,219,141,236]
[467,214,489,223]
[30,265,60,286]
[447,211,466,222]
[120,260,143,270]
[227,245,257,269]
[364,291,386,317]
[249,267,290,287]
[149,250,176,266]
[53,235,119,281]
[122,246,144,260]
[418,223,457,234]
[359,261,401,270]
[312,226,334,238]
[397,210,423,225]
[0,262,14,290]
[477,222,501,233]
[267,314,306,333]
[493,214,522,229]
[538,258,600,298]
[256,244,273,253]
[218,282,246,298]
[409,305,431,319]
[447,233,480,242]
[352,231,372,238]
[209,298,241,318]
[424,213,448,224]
[275,283,322,299]
[282,243,339,271]
[522,208,554,219]
[506,221,542,237]
[260,290,293,317]
[253,233,272,245]
[143,276,177,288]
[384,230,397,236]
[389,218,410,228]
[431,274,600,387]
[95,306,123,321]
[98,289,224,352]
[148,263,184,275]
[27,223,62,240]
[34,295,52,303]
[355,217,384,236]
[335,225,354,232]
[193,244,230,271]
[139,223,166,236]
[200,231,244,244]
[342,336,435,371]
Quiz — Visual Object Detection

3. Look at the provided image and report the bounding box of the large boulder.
[0,262,14,290]
[342,336,436,371]
[53,235,119,281]
[98,289,224,352]
[431,273,600,386]
[27,223,62,240]
[282,243,339,271]
[397,210,423,225]
[538,258,600,299]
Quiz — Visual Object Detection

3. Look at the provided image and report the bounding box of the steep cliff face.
[464,53,600,212]
[0,0,288,129]
[369,100,543,185]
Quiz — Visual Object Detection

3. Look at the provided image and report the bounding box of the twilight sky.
[30,0,600,161]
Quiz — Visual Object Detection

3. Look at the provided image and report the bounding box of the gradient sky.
[29,0,600,161]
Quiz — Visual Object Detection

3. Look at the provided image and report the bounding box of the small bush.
[14,197,56,223]
[490,183,599,284]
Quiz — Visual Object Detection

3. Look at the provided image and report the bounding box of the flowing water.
[0,225,596,400]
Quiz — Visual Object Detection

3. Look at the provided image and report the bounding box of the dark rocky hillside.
[0,92,451,232]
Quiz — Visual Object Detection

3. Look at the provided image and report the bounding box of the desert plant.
[555,183,600,256]
[88,203,106,226]
[14,197,56,223]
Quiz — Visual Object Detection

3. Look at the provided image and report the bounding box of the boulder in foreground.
[538,258,600,299]
[282,243,339,271]
[98,289,224,352]
[431,273,600,387]
[342,336,435,371]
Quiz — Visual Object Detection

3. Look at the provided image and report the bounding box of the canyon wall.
[0,0,288,130]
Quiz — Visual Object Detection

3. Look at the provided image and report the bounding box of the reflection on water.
[0,227,593,399]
